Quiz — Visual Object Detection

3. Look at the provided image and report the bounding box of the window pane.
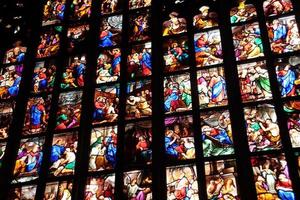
[85,174,115,199]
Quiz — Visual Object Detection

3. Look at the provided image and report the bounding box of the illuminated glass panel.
[93,85,119,124]
[22,95,52,135]
[193,6,218,30]
[36,27,61,58]
[89,126,118,171]
[56,91,83,130]
[61,55,87,89]
[124,121,152,165]
[0,101,15,139]
[166,165,199,200]
[0,64,24,100]
[197,67,227,108]
[67,23,90,52]
[123,169,152,199]
[251,154,295,200]
[244,104,282,152]
[237,61,272,102]
[232,22,264,61]
[200,110,234,157]
[101,0,123,14]
[12,137,45,183]
[127,42,152,79]
[42,0,66,26]
[69,0,92,21]
[164,73,192,114]
[126,80,152,120]
[164,115,195,160]
[284,100,300,148]
[128,9,151,42]
[194,30,223,67]
[96,48,121,84]
[276,56,300,97]
[44,180,73,200]
[50,132,78,177]
[2,41,26,64]
[263,0,293,17]
[99,15,123,48]
[267,16,300,54]
[205,159,239,199]
[230,2,257,24]
[32,60,57,94]
[129,0,151,10]
[163,35,189,73]
[162,12,187,36]
[9,185,37,200]
[85,174,115,199]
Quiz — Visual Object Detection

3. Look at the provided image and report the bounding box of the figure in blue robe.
[99,31,113,47]
[51,144,65,163]
[8,75,21,97]
[164,88,179,112]
[165,136,179,158]
[277,69,296,96]
[30,104,43,127]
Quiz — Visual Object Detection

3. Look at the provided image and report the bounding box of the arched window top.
[230,0,257,24]
[263,0,293,17]
[193,6,218,30]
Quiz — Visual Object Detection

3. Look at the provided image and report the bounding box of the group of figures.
[205,159,239,199]
[3,41,26,64]
[13,138,44,183]
[164,74,192,113]
[0,64,23,99]
[42,0,66,26]
[164,116,195,160]
[126,80,152,119]
[244,104,282,152]
[238,61,272,102]
[166,165,199,200]
[252,155,295,200]
[37,29,60,58]
[89,126,117,171]
[201,110,234,157]
[56,91,82,130]
[61,56,86,89]
[69,0,92,21]
[50,132,78,176]
[85,174,115,200]
[32,60,57,94]
[44,181,73,200]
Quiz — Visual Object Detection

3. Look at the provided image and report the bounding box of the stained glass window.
[1,0,300,199]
